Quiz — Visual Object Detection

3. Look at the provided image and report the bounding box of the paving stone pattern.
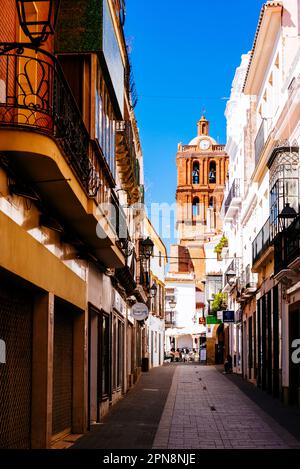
[153,366,300,449]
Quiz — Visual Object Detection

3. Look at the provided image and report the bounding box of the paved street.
[153,366,300,449]
[72,364,300,450]
[72,365,176,449]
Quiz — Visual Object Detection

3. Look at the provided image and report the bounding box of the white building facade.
[223,0,300,405]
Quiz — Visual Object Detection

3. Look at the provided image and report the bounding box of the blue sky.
[125,0,264,251]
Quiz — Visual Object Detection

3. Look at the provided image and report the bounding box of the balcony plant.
[214,235,229,260]
[210,292,227,316]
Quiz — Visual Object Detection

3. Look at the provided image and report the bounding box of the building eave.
[243,2,283,95]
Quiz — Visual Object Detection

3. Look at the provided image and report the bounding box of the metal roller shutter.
[0,283,33,448]
[52,305,73,436]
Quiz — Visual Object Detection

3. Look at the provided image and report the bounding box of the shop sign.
[131,303,149,321]
[217,310,223,321]
[223,310,235,323]
[206,315,221,325]
[113,289,125,316]
[127,310,135,325]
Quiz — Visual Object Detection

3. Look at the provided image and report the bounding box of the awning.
[165,325,206,336]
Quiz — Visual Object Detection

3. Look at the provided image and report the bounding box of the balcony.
[116,120,140,204]
[0,46,126,268]
[252,218,273,271]
[254,118,274,169]
[179,144,225,153]
[224,179,241,219]
[274,214,300,282]
[165,311,176,328]
[0,46,98,194]
[243,264,257,297]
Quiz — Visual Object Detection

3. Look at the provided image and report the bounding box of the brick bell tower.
[171,116,228,285]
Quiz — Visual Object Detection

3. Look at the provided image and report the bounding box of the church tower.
[171,116,228,285]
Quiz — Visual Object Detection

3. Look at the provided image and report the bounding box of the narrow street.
[2,1,300,457]
[72,365,300,450]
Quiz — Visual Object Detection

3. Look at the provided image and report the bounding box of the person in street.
[174,348,180,362]
[170,348,175,362]
[224,354,233,373]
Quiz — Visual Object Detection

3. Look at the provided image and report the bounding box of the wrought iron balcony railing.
[224,179,241,215]
[0,46,99,197]
[116,120,140,187]
[274,213,300,274]
[252,218,270,265]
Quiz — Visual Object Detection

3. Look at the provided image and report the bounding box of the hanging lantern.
[140,237,154,259]
[16,0,60,45]
[278,203,297,231]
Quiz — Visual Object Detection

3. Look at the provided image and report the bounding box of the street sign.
[131,303,149,321]
[217,310,223,320]
[206,315,222,325]
[223,310,235,323]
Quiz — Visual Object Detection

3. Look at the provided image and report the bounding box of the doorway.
[289,304,300,406]
[88,307,110,425]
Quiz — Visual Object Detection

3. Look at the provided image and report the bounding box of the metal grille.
[52,305,73,436]
[0,283,33,448]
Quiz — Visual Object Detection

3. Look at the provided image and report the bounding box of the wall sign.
[113,289,125,317]
[217,311,223,320]
[131,303,149,321]
[223,310,235,323]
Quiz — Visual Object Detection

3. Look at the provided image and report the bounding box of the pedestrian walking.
[174,348,180,362]
[224,354,233,373]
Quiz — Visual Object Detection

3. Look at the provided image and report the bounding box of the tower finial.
[197,115,209,136]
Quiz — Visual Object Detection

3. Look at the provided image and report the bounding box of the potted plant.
[214,235,229,260]
[210,292,228,316]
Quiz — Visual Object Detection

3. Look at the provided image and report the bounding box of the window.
[117,319,124,388]
[269,146,299,239]
[101,313,110,397]
[208,197,216,228]
[159,251,162,267]
[192,197,200,217]
[95,66,116,179]
[192,161,200,184]
[208,161,216,183]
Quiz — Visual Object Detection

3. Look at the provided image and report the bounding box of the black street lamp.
[150,282,157,299]
[140,237,154,260]
[16,0,60,45]
[0,0,60,54]
[168,298,177,328]
[225,268,236,285]
[278,203,297,231]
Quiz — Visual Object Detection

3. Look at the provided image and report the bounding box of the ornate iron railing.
[0,45,100,197]
[252,218,270,265]
[116,119,140,186]
[274,213,300,274]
